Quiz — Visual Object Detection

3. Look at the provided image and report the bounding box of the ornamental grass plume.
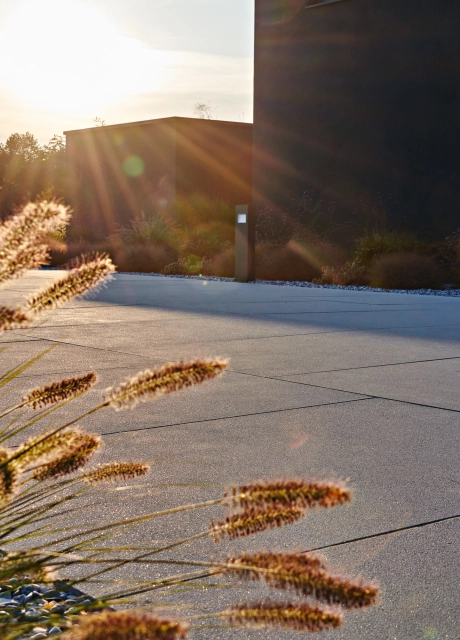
[32,431,101,481]
[227,479,352,511]
[0,200,70,287]
[0,305,30,331]
[0,199,380,638]
[225,552,379,609]
[0,201,70,250]
[23,372,97,409]
[209,505,306,542]
[0,242,49,286]
[60,611,188,640]
[15,427,99,469]
[26,252,115,315]
[105,358,228,410]
[0,447,20,506]
[223,601,343,633]
[83,462,150,484]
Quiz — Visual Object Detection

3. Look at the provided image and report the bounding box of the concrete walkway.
[1,272,459,639]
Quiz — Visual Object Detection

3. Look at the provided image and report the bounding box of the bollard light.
[235,204,255,282]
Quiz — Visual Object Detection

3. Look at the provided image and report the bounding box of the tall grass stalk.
[0,202,379,638]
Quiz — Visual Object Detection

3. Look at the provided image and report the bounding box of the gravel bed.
[0,577,97,639]
[121,272,460,297]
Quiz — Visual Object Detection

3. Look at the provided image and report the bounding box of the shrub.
[116,211,175,247]
[256,241,323,282]
[256,191,349,247]
[211,246,235,278]
[318,261,369,286]
[369,252,446,289]
[113,242,176,273]
[354,231,422,268]
[180,221,232,259]
[161,255,213,276]
[430,226,460,286]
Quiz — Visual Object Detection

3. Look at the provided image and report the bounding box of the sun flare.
[0,0,152,116]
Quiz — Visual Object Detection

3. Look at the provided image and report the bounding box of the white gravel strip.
[120,272,460,297]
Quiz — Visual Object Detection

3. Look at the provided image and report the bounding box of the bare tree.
[193,102,216,120]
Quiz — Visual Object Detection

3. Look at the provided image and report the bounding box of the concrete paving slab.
[282,358,460,411]
[88,398,460,545]
[63,397,459,639]
[1,362,368,444]
[1,272,459,638]
[186,519,460,640]
[138,331,460,378]
[0,338,144,377]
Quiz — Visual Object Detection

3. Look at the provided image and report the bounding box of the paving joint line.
[99,396,374,437]
[17,320,460,353]
[274,354,460,377]
[228,369,460,414]
[9,338,460,388]
[304,514,460,553]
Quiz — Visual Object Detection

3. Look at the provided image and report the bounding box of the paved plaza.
[1,271,459,639]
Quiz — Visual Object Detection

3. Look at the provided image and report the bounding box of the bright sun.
[0,0,151,116]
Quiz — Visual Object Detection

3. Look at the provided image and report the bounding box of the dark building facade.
[254,0,460,239]
[65,117,252,236]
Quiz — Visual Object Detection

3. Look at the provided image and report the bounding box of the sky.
[0,0,255,144]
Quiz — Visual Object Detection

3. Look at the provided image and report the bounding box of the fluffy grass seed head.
[26,253,115,315]
[227,479,352,511]
[31,431,101,481]
[0,203,54,296]
[225,552,380,609]
[209,506,306,542]
[223,601,343,633]
[0,447,20,506]
[60,610,188,640]
[0,305,31,332]
[0,201,70,287]
[23,372,97,410]
[16,428,97,468]
[0,201,71,246]
[82,462,150,484]
[0,241,49,287]
[105,358,227,410]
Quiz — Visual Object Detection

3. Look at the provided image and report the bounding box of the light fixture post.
[235,204,255,282]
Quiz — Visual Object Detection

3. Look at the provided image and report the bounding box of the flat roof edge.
[64,116,252,135]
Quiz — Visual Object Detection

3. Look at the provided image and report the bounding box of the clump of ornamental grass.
[0,200,70,287]
[60,610,188,640]
[222,601,343,633]
[225,552,379,609]
[0,201,380,639]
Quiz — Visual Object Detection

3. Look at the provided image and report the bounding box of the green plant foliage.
[181,222,231,259]
[354,231,423,268]
[256,242,321,282]
[0,133,68,219]
[116,211,175,247]
[317,261,369,287]
[113,243,177,274]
